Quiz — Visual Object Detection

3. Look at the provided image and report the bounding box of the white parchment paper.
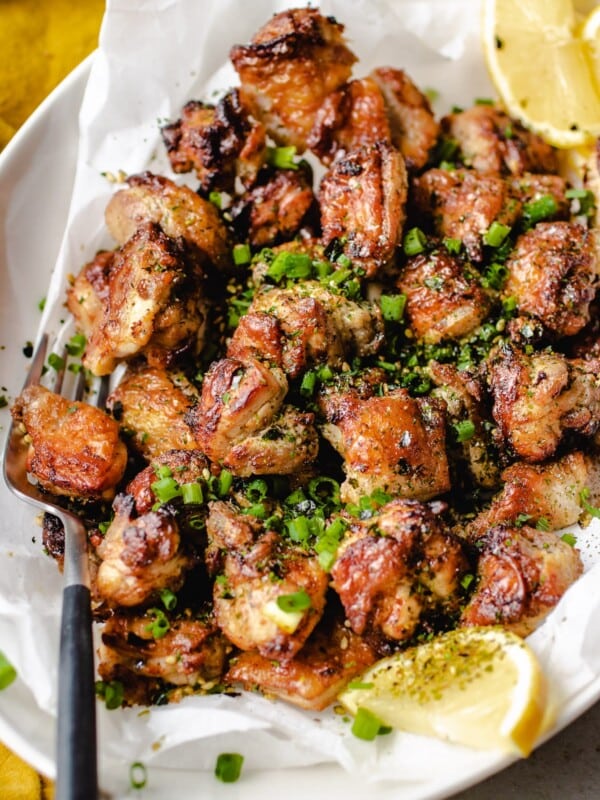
[2,0,600,791]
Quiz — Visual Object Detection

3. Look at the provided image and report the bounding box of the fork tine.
[23,333,49,390]
[53,346,68,396]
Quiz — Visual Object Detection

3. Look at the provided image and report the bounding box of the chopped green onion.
[276,589,312,613]
[308,476,341,507]
[460,573,475,590]
[424,87,439,103]
[215,753,244,783]
[286,516,310,544]
[443,237,462,255]
[313,260,333,279]
[266,251,313,283]
[475,97,494,105]
[435,137,459,163]
[483,221,511,247]
[65,332,87,357]
[181,481,203,505]
[351,707,386,741]
[346,680,375,690]
[522,194,558,229]
[0,651,17,690]
[151,476,182,505]
[580,487,600,518]
[129,762,147,790]
[38,297,46,312]
[380,293,407,322]
[241,502,267,519]
[246,479,268,503]
[266,145,298,170]
[233,243,252,265]
[218,469,233,497]
[159,588,177,611]
[208,190,222,208]
[561,532,577,547]
[317,364,334,381]
[336,253,352,268]
[95,679,124,710]
[300,370,317,397]
[565,187,596,217]
[47,352,65,371]
[536,517,551,531]
[403,227,427,256]
[145,608,170,639]
[453,419,475,442]
[481,262,508,290]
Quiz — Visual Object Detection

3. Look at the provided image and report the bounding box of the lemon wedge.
[481,0,600,148]
[339,626,549,756]
[581,4,600,93]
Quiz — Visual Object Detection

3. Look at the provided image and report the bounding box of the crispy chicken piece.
[104,172,231,273]
[320,386,450,503]
[331,499,468,644]
[307,77,391,166]
[460,524,583,637]
[371,67,440,171]
[412,167,521,262]
[467,451,593,538]
[429,361,499,488]
[487,344,600,462]
[230,8,356,151]
[66,250,115,337]
[398,250,491,343]
[226,611,377,710]
[126,450,210,515]
[206,501,329,659]
[508,172,570,219]
[161,90,267,192]
[98,611,230,699]
[236,281,383,378]
[230,166,317,247]
[84,223,208,376]
[442,104,558,175]
[106,364,199,460]
[319,141,407,277]
[96,493,192,608]
[503,222,599,338]
[11,384,127,501]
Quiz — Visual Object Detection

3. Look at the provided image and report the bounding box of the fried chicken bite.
[226,609,377,710]
[104,172,231,273]
[83,223,208,376]
[503,222,599,339]
[467,451,593,538]
[398,249,491,343]
[96,493,193,608]
[230,165,317,248]
[508,172,570,220]
[411,167,521,262]
[98,610,231,703]
[66,250,115,338]
[126,450,210,515]
[11,384,127,501]
[206,501,329,659]
[371,66,440,171]
[331,499,468,646]
[161,89,267,193]
[442,104,558,176]
[460,524,583,637]
[319,141,407,277]
[319,386,450,504]
[230,7,356,151]
[487,344,600,462]
[106,364,199,461]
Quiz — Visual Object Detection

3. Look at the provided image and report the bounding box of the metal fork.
[2,333,101,800]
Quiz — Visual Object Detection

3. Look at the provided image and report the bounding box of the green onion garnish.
[47,352,65,371]
[522,194,558,229]
[0,651,17,690]
[181,481,203,505]
[276,589,312,613]
[351,707,387,741]
[215,752,244,783]
[300,370,317,397]
[246,479,268,503]
[580,487,600,519]
[483,221,511,247]
[403,227,427,256]
[217,469,233,497]
[95,679,124,710]
[145,608,170,639]
[151,476,182,505]
[380,293,407,322]
[66,332,86,357]
[561,532,577,547]
[481,262,508,290]
[443,237,462,255]
[453,419,475,442]
[266,251,313,283]
[565,187,596,217]
[266,145,298,170]
[208,190,222,208]
[129,761,147,790]
[159,588,177,611]
[286,516,310,544]
[233,243,252,266]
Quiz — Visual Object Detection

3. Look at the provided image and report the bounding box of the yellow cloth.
[0,2,104,794]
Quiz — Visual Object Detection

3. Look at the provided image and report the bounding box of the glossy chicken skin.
[503,222,599,338]
[442,104,558,175]
[105,172,231,273]
[230,7,356,151]
[11,384,127,501]
[106,365,199,460]
[487,344,600,462]
[331,499,468,645]
[96,493,191,608]
[460,524,583,637]
[319,141,407,277]
[206,501,329,659]
[227,612,377,710]
[84,223,207,376]
[320,386,450,503]
[66,250,115,337]
[398,249,491,343]
[161,90,267,192]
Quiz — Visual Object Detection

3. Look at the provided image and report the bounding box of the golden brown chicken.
[11,384,127,501]
[66,250,115,338]
[319,386,450,503]
[508,172,570,218]
[503,222,599,338]
[226,611,377,710]
[487,344,600,462]
[441,104,558,175]
[104,172,231,273]
[331,499,468,646]
[460,524,583,637]
[319,141,407,277]
[206,501,329,659]
[83,223,208,376]
[398,249,491,343]
[106,364,199,460]
[96,494,192,608]
[161,90,267,192]
[230,7,356,151]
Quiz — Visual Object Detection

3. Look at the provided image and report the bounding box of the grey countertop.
[450,699,600,799]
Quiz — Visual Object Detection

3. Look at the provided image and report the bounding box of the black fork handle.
[56,583,98,800]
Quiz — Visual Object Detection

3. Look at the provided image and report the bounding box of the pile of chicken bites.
[12,7,600,710]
